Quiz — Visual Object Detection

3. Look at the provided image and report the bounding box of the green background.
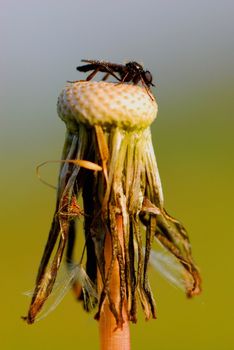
[1,1,233,349]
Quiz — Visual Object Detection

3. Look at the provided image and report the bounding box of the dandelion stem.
[98,214,130,350]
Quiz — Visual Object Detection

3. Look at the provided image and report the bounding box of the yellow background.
[1,1,233,349]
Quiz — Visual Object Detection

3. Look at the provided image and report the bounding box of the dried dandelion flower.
[24,81,201,347]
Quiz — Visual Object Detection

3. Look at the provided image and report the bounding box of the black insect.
[74,59,155,95]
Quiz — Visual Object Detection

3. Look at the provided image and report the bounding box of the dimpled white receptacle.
[57,81,158,130]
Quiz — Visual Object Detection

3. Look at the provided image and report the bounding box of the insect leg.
[101,66,122,82]
[86,67,101,81]
[132,74,141,85]
[102,73,110,81]
[86,65,121,83]
[121,72,131,83]
[139,75,154,100]
[113,71,131,87]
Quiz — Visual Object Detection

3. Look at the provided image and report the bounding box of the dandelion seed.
[149,242,194,292]
[24,263,97,322]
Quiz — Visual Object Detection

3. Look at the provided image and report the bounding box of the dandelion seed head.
[57,81,158,130]
[24,75,201,325]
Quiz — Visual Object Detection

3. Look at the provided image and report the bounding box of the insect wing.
[77,63,98,72]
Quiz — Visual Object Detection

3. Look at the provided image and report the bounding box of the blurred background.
[1,0,233,349]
